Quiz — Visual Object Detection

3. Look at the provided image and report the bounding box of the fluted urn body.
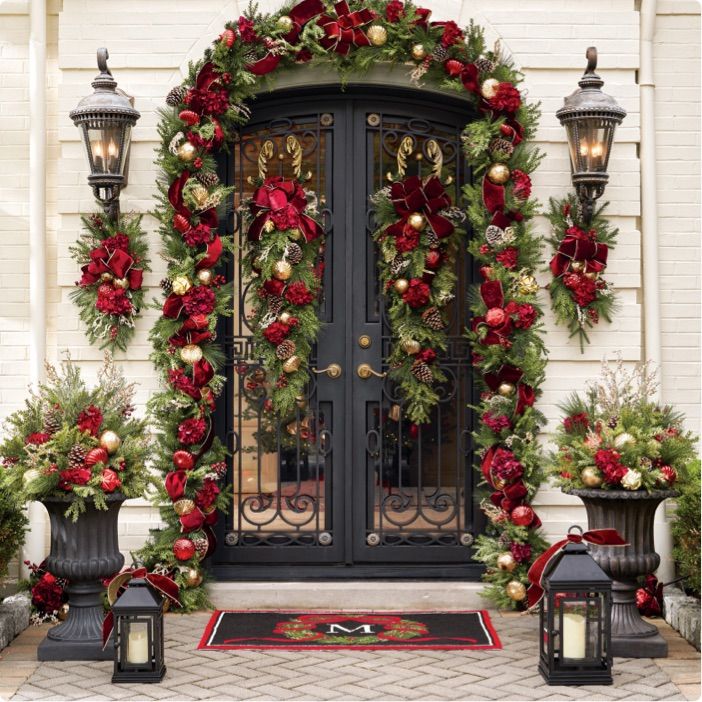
[569,488,676,658]
[37,494,125,661]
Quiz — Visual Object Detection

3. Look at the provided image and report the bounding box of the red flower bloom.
[416,348,437,364]
[485,307,506,327]
[563,412,590,433]
[96,287,133,316]
[510,542,532,563]
[440,20,464,47]
[58,467,92,491]
[185,87,229,116]
[262,279,285,297]
[511,169,532,200]
[285,281,315,306]
[177,418,207,446]
[564,273,597,307]
[77,404,103,436]
[183,285,216,315]
[270,204,301,231]
[101,233,130,252]
[183,223,213,247]
[238,15,257,42]
[489,82,522,113]
[401,278,431,308]
[491,448,524,483]
[100,468,122,493]
[31,572,65,614]
[595,448,627,486]
[395,225,420,253]
[263,321,292,346]
[195,478,220,510]
[515,303,537,329]
[659,465,677,486]
[482,411,511,433]
[495,247,519,269]
[168,368,197,397]
[385,0,405,21]
[25,432,51,445]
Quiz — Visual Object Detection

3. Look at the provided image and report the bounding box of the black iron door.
[211,87,483,580]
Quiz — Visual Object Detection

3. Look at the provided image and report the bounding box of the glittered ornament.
[480,78,500,99]
[191,184,209,208]
[272,260,292,281]
[113,277,129,290]
[498,382,516,397]
[177,141,197,162]
[84,447,109,467]
[282,355,301,373]
[487,163,510,185]
[518,274,539,296]
[581,466,603,488]
[196,268,214,286]
[584,270,599,281]
[99,430,121,455]
[401,339,421,355]
[173,449,195,471]
[174,498,196,516]
[367,25,388,46]
[100,272,114,283]
[570,260,585,273]
[621,469,643,491]
[394,278,409,294]
[408,212,426,231]
[411,43,427,60]
[57,603,69,621]
[276,14,294,33]
[191,533,209,561]
[510,505,534,526]
[184,567,203,588]
[505,580,527,601]
[279,311,292,324]
[496,552,517,572]
[172,276,192,296]
[180,344,203,365]
[173,537,196,561]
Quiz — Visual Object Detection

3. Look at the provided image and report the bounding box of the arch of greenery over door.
[139,0,547,611]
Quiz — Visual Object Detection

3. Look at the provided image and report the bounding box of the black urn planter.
[568,488,677,658]
[37,494,125,661]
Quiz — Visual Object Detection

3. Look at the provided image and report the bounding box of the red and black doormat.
[198,610,501,651]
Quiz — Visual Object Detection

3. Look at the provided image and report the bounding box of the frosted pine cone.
[422,306,445,331]
[489,137,514,161]
[42,406,62,434]
[166,85,187,107]
[432,45,449,62]
[485,225,505,247]
[411,361,433,384]
[275,339,296,360]
[474,56,496,74]
[425,229,440,249]
[196,171,220,188]
[68,444,86,468]
[390,255,409,277]
[286,242,303,265]
[268,296,285,316]
[160,278,173,294]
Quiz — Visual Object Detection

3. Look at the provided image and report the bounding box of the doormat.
[198,610,502,650]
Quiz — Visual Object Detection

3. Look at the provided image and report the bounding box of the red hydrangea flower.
[183,285,216,315]
[168,368,197,397]
[595,448,627,486]
[31,572,64,614]
[25,432,51,445]
[100,468,122,493]
[101,233,130,252]
[489,82,522,113]
[510,542,532,563]
[511,169,532,200]
[402,278,431,308]
[491,447,524,483]
[564,273,597,307]
[177,418,207,446]
[263,278,286,297]
[96,287,133,316]
[515,303,537,329]
[563,412,590,433]
[440,20,464,47]
[183,223,213,247]
[285,281,315,306]
[263,321,292,346]
[77,404,103,436]
[385,0,405,21]
[270,204,301,231]
[195,478,220,510]
[495,247,518,269]
[482,411,511,433]
[395,225,420,253]
[185,87,229,116]
[238,16,257,42]
[416,348,437,364]
[58,467,92,491]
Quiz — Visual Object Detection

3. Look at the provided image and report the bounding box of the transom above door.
[211,87,484,580]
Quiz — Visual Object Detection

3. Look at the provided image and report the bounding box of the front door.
[211,86,483,579]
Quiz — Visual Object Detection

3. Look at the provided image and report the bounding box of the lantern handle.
[568,524,584,536]
[585,47,597,75]
[97,47,111,76]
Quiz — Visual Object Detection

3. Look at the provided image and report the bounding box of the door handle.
[312,363,342,379]
[357,363,387,379]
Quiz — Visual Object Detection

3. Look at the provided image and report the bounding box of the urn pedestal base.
[610,582,667,658]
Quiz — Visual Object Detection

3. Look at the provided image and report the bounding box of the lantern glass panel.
[556,593,604,666]
[83,124,129,176]
[565,118,615,175]
[118,615,154,671]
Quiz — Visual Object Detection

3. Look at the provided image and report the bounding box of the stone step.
[207,581,487,611]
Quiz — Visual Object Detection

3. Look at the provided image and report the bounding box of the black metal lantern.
[538,527,613,686]
[556,47,626,224]
[111,579,166,683]
[70,48,140,221]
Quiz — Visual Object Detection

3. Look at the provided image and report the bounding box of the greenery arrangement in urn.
[549,356,697,492]
[0,355,149,521]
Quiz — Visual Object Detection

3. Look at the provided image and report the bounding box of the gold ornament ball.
[394,278,409,294]
[99,430,121,455]
[113,277,129,290]
[174,498,196,516]
[272,260,293,281]
[172,275,192,296]
[180,343,203,365]
[57,603,69,621]
[518,274,539,296]
[487,162,511,185]
[184,567,203,588]
[177,141,197,162]
[196,268,214,286]
[286,421,298,436]
[498,382,516,397]
[408,212,426,231]
[570,260,585,273]
[481,78,500,99]
[100,272,114,283]
[496,552,517,572]
[402,339,421,355]
[276,14,294,33]
[295,395,307,410]
[282,355,301,373]
[581,466,603,488]
[367,25,388,47]
[411,43,427,60]
[279,311,292,324]
[492,476,506,491]
[584,270,599,281]
[505,580,527,602]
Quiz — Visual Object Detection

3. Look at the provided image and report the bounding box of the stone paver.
[1,612,699,701]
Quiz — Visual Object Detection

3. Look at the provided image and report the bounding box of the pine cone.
[275,339,296,360]
[68,444,86,469]
[286,242,303,265]
[426,229,440,249]
[43,407,62,435]
[196,171,220,188]
[432,45,449,62]
[166,85,187,107]
[390,255,409,277]
[160,278,173,294]
[268,296,285,316]
[411,361,433,384]
[474,56,496,74]
[422,306,445,331]
[484,225,505,247]
[489,137,514,160]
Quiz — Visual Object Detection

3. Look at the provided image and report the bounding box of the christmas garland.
[69,213,150,352]
[141,0,548,610]
[242,176,326,416]
[546,193,618,350]
[371,174,465,424]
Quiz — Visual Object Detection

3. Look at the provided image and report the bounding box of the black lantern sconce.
[538,526,613,686]
[111,579,166,684]
[70,48,140,221]
[556,47,626,224]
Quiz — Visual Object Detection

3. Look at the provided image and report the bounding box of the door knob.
[312,363,342,379]
[357,363,387,379]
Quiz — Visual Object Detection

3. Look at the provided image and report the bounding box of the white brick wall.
[0,0,698,563]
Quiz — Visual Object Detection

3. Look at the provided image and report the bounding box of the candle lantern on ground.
[538,526,613,686]
[111,578,166,683]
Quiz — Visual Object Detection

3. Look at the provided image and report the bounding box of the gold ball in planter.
[408,212,426,231]
[99,430,121,455]
[272,260,292,281]
[581,466,603,488]
[282,355,301,373]
[367,25,388,47]
[184,567,203,588]
[505,580,527,601]
[481,78,500,99]
[113,277,129,290]
[172,275,192,296]
[276,14,294,33]
[487,163,510,185]
[57,603,69,621]
[411,43,426,61]
[496,552,517,572]
[498,382,516,397]
[180,343,203,365]
[394,278,409,294]
[196,268,214,286]
[174,498,196,516]
[401,339,421,355]
[279,311,292,324]
[177,141,197,162]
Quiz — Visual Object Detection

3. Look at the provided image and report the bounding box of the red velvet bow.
[102,567,181,647]
[317,1,375,55]
[484,365,535,416]
[79,247,143,290]
[247,54,282,76]
[472,280,513,346]
[388,175,454,239]
[248,176,324,242]
[413,7,431,28]
[169,313,212,348]
[282,0,325,43]
[527,528,628,609]
[550,226,608,278]
[444,60,480,94]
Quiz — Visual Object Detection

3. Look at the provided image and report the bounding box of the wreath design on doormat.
[139,0,548,612]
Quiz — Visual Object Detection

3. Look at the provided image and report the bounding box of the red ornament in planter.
[173,537,196,561]
[511,505,534,526]
[84,447,109,467]
[173,449,195,471]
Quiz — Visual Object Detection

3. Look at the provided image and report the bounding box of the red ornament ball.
[511,505,534,527]
[173,449,195,471]
[173,537,196,561]
[425,250,442,270]
[84,447,109,467]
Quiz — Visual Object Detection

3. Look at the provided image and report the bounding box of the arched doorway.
[211,85,485,579]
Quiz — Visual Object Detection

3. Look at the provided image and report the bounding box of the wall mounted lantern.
[556,47,626,224]
[70,48,140,221]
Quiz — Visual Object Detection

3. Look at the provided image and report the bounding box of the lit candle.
[93,142,104,172]
[579,142,589,158]
[590,142,603,167]
[126,622,149,665]
[561,612,587,659]
[107,139,118,173]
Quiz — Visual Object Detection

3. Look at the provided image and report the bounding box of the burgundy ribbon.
[550,226,608,277]
[388,175,454,239]
[317,1,375,55]
[282,0,325,42]
[413,7,431,28]
[471,280,513,346]
[247,54,282,76]
[169,313,212,348]
[526,529,627,609]
[79,247,143,290]
[444,60,480,93]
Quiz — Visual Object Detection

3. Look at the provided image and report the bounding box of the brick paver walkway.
[1,612,699,701]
